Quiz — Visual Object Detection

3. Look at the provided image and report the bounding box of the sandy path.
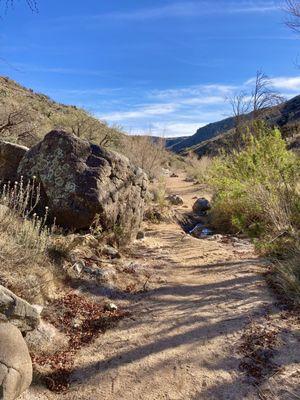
[22,175,299,400]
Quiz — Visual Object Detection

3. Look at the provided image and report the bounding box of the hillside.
[167,95,300,156]
[0,76,124,148]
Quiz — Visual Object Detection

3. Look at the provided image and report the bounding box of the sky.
[0,0,300,137]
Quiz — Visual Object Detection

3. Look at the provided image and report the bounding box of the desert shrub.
[208,123,300,244]
[185,154,212,183]
[272,249,300,306]
[0,179,56,302]
[144,178,175,223]
[151,177,168,209]
[208,123,300,303]
[122,135,169,178]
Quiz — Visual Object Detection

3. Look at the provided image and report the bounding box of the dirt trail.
[22,174,299,400]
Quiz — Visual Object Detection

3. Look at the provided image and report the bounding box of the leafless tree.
[226,91,250,131]
[51,111,120,148]
[285,0,300,32]
[251,71,285,118]
[228,71,285,126]
[0,105,37,144]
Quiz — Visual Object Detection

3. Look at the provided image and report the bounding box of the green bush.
[208,122,300,247]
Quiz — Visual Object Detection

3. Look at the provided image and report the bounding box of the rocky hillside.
[0,76,124,148]
[167,95,300,156]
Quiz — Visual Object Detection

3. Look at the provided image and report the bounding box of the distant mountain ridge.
[166,95,300,156]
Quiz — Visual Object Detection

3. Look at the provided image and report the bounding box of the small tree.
[226,91,250,132]
[251,71,284,119]
[0,104,37,145]
[51,111,120,148]
[227,71,285,134]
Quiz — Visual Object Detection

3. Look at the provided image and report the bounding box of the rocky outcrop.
[18,131,148,241]
[0,285,40,333]
[0,323,32,400]
[0,141,28,183]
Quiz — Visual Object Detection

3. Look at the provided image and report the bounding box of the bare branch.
[285,0,300,32]
[251,70,285,118]
[0,104,37,145]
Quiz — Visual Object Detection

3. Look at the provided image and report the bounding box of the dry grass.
[0,180,57,302]
[272,248,300,306]
[144,178,175,223]
[122,135,169,179]
[185,154,212,183]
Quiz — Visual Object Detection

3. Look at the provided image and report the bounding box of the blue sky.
[0,0,300,137]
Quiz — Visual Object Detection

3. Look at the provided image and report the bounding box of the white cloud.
[100,103,178,122]
[46,72,299,138]
[270,76,300,92]
[151,84,235,99]
[152,122,208,137]
[244,74,300,93]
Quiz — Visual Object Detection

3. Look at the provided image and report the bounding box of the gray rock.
[0,285,40,333]
[0,141,28,183]
[18,131,148,243]
[25,320,68,354]
[103,245,121,259]
[192,197,211,214]
[0,322,32,400]
[167,194,184,205]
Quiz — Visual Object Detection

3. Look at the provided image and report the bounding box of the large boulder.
[0,141,28,183]
[18,131,148,241]
[0,285,40,333]
[0,322,32,400]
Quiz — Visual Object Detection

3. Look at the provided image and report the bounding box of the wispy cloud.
[151,84,235,99]
[101,1,282,20]
[12,63,106,77]
[100,103,178,122]
[96,73,299,137]
[245,74,300,93]
[270,76,300,92]
[54,1,282,25]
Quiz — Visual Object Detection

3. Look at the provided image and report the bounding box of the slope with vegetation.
[167,72,300,157]
[0,76,173,178]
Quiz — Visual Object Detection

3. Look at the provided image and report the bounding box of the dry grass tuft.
[185,154,212,183]
[0,179,57,302]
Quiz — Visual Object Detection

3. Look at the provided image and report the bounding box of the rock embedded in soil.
[167,194,184,205]
[0,285,40,333]
[136,230,145,240]
[18,130,148,242]
[0,141,28,183]
[0,322,33,400]
[192,197,211,214]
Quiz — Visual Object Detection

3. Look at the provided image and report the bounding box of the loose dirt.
[21,174,299,400]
